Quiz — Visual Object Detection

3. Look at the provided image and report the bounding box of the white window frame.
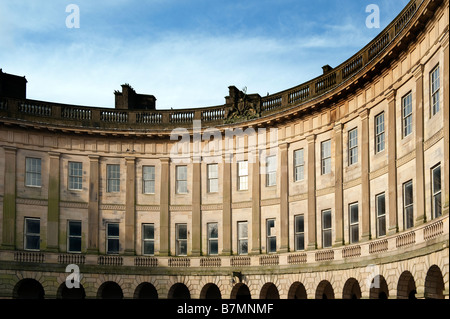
[375,112,385,153]
[142,223,155,256]
[237,221,248,255]
[237,161,248,191]
[294,149,304,182]
[431,164,442,219]
[176,165,188,194]
[24,217,40,251]
[266,155,277,187]
[294,215,304,251]
[348,128,358,166]
[207,222,219,255]
[321,140,331,175]
[349,203,359,244]
[403,180,414,229]
[107,164,120,193]
[67,220,82,253]
[68,162,83,191]
[176,223,188,256]
[376,193,386,238]
[25,157,42,187]
[207,163,219,193]
[430,65,440,116]
[106,223,120,254]
[142,165,155,194]
[266,219,276,253]
[402,92,413,138]
[322,209,332,248]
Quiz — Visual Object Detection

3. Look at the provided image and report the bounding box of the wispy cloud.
[0,0,410,109]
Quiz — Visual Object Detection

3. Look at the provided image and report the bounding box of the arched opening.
[200,283,222,299]
[259,283,280,299]
[168,283,191,299]
[134,282,158,299]
[230,283,251,300]
[288,282,307,299]
[13,279,45,299]
[424,265,445,299]
[369,275,389,299]
[57,282,86,299]
[97,281,123,299]
[315,280,334,299]
[397,271,416,299]
[342,278,361,299]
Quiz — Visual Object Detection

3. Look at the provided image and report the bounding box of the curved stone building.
[0,0,448,299]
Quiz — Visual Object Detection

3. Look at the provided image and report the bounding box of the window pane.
[377,194,385,216]
[26,219,40,234]
[107,239,119,254]
[208,164,218,179]
[323,230,332,248]
[209,178,219,193]
[295,233,305,251]
[295,216,304,233]
[350,204,358,224]
[177,224,187,239]
[69,221,82,236]
[178,240,187,255]
[143,241,154,255]
[143,224,154,239]
[432,166,441,193]
[239,240,248,255]
[107,223,119,237]
[322,210,331,229]
[208,223,218,239]
[26,235,40,250]
[177,166,187,180]
[405,206,414,229]
[238,161,248,176]
[268,237,276,253]
[350,225,359,243]
[404,181,413,206]
[209,240,218,255]
[378,216,386,237]
[68,237,82,253]
[238,222,248,238]
[433,193,442,218]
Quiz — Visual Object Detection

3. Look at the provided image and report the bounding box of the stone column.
[191,157,201,256]
[87,155,99,253]
[1,146,16,249]
[47,152,60,252]
[279,142,289,252]
[333,124,344,246]
[159,157,170,256]
[413,64,426,225]
[306,134,316,250]
[124,156,136,255]
[442,31,449,215]
[251,149,261,254]
[221,153,232,255]
[360,109,371,241]
[386,89,398,235]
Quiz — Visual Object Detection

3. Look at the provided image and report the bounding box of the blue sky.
[0,0,409,109]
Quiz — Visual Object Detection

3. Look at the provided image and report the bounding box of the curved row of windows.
[12,265,446,299]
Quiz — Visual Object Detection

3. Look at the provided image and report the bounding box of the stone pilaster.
[333,124,344,246]
[413,64,426,224]
[87,155,100,253]
[159,157,170,256]
[386,89,398,235]
[279,142,289,253]
[251,149,261,254]
[221,154,232,255]
[124,156,136,255]
[47,152,60,252]
[306,134,316,250]
[1,146,16,250]
[442,30,449,215]
[360,109,371,241]
[191,156,201,256]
